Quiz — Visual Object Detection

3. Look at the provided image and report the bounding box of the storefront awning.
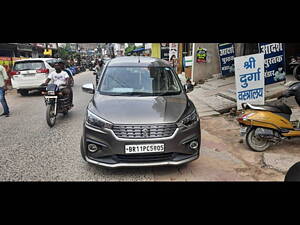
[132,48,145,52]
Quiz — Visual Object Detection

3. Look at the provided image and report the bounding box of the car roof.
[14,58,58,62]
[107,56,170,67]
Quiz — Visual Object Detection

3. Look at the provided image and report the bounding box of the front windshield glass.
[99,66,182,96]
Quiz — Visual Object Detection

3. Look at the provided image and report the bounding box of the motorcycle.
[237,81,300,152]
[41,84,73,127]
[80,64,87,72]
[288,57,300,81]
[69,66,77,75]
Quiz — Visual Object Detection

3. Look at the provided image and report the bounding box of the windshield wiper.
[156,91,181,96]
[118,92,154,96]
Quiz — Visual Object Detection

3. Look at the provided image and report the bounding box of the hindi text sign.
[258,43,286,85]
[234,53,265,110]
[218,43,235,76]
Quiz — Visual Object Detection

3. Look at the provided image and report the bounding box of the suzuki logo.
[142,128,149,137]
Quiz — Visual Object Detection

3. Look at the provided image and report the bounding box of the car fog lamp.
[88,144,98,152]
[189,141,199,150]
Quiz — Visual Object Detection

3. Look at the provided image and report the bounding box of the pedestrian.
[0,64,10,117]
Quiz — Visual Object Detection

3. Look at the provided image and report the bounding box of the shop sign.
[196,47,207,63]
[184,56,193,67]
[17,44,32,52]
[43,49,52,56]
[234,53,265,110]
[218,43,235,76]
[169,43,178,68]
[160,43,169,60]
[36,43,46,48]
[258,43,286,85]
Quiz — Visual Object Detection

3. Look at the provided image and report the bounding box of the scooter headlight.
[86,110,113,129]
[47,91,55,95]
[177,110,199,129]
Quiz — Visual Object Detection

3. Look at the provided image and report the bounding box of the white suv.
[10,58,56,96]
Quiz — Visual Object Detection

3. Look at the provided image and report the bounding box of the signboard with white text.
[218,43,235,76]
[258,43,286,85]
[234,53,265,110]
[184,56,193,67]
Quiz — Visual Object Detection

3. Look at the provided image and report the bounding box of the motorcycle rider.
[59,61,74,84]
[41,62,73,106]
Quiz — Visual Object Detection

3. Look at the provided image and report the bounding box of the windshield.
[14,61,45,71]
[99,66,182,96]
[46,59,58,67]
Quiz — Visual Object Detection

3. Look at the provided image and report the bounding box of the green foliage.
[125,45,135,55]
[57,44,75,60]
[125,45,144,56]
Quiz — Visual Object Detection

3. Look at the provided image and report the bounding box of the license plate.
[125,143,165,154]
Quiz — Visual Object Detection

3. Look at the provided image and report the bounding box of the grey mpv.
[81,56,201,167]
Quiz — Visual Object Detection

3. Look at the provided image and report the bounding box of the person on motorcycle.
[41,62,73,106]
[59,61,74,85]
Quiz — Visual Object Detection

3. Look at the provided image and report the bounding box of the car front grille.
[114,153,174,163]
[112,124,177,139]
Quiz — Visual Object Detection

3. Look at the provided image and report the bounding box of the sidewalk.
[183,74,300,118]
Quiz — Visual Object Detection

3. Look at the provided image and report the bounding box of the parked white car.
[10,58,56,96]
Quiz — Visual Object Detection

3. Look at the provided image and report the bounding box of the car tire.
[19,90,29,96]
[293,65,300,81]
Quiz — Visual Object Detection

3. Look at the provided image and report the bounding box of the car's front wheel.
[19,90,29,96]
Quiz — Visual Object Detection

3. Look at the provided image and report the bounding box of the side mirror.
[184,83,194,93]
[93,72,97,75]
[82,83,95,94]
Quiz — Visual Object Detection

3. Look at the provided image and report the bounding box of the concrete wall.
[234,43,245,57]
[191,43,221,83]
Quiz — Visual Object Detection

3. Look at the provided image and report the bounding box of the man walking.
[0,64,10,117]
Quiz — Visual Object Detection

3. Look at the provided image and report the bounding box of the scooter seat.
[251,103,292,115]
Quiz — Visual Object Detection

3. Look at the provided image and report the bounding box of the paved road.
[0,71,292,181]
[0,71,158,181]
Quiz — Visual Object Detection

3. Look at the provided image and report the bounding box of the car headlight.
[177,110,199,129]
[86,110,113,129]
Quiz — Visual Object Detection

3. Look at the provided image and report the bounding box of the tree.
[125,44,144,56]
[57,43,73,61]
[125,45,135,55]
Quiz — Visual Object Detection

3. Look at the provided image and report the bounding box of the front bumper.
[81,121,201,168]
